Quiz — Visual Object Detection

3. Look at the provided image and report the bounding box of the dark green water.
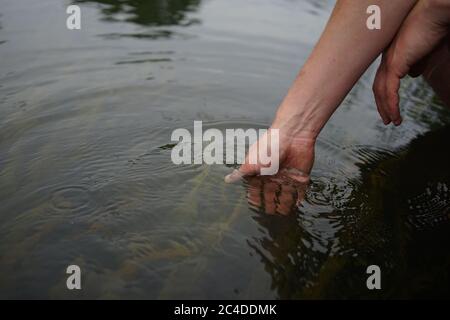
[0,0,449,299]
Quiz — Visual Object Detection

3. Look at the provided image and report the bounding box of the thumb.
[224,163,261,183]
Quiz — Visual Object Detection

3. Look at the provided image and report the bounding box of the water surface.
[1,0,450,299]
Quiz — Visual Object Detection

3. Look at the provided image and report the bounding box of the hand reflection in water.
[224,126,314,215]
[245,169,309,215]
[229,167,310,216]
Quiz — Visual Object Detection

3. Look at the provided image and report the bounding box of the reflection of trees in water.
[75,0,201,26]
[248,208,341,298]
[248,126,450,298]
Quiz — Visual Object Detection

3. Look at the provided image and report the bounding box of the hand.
[224,114,315,216]
[373,0,450,125]
[227,0,422,183]
[224,116,315,184]
[245,170,309,216]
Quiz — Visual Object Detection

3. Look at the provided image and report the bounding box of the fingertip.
[224,169,244,184]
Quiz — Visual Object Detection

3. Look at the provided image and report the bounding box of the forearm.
[273,0,417,138]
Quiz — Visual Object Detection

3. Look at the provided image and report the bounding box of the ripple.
[306,174,356,211]
[50,186,93,216]
[350,145,397,165]
[406,182,450,230]
[1,0,449,300]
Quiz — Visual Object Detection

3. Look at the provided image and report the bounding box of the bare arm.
[226,0,418,182]
[273,0,418,135]
[373,0,450,123]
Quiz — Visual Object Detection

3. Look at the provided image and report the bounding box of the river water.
[0,0,450,298]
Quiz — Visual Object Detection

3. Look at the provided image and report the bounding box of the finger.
[276,184,296,215]
[225,169,244,183]
[225,139,262,183]
[246,177,263,210]
[373,65,392,125]
[296,188,305,208]
[282,169,308,209]
[263,181,278,215]
[379,66,399,126]
[385,71,402,126]
[224,162,261,183]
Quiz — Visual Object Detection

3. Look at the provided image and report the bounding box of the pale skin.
[225,0,450,215]
[374,0,450,124]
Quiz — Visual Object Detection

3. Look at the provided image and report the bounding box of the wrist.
[271,105,321,143]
